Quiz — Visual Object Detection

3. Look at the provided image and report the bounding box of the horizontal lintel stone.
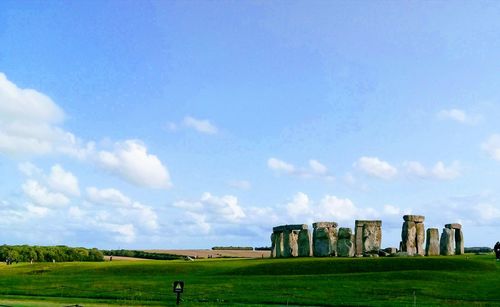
[312,222,338,229]
[273,224,308,232]
[403,215,425,223]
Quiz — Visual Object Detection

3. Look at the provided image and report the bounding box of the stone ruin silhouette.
[271,215,463,258]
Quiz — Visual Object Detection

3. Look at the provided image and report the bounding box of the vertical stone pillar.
[355,222,364,256]
[312,222,338,257]
[336,227,355,257]
[400,215,425,256]
[445,223,464,255]
[425,228,440,256]
[298,228,312,257]
[275,231,284,258]
[416,222,425,256]
[440,228,455,256]
[355,220,382,256]
[270,232,276,258]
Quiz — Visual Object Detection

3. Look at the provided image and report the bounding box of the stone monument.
[312,222,338,257]
[354,220,382,256]
[400,215,425,256]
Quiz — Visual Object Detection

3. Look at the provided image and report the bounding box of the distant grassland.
[0,254,498,306]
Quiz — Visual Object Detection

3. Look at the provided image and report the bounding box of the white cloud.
[404,160,461,180]
[404,161,428,177]
[0,73,64,124]
[26,204,50,217]
[68,206,85,219]
[86,187,131,206]
[268,157,333,180]
[431,161,461,180]
[22,179,69,207]
[86,186,159,232]
[184,212,211,235]
[18,162,42,177]
[437,108,479,124]
[284,192,380,223]
[286,192,312,219]
[97,140,172,189]
[309,159,327,175]
[355,156,398,180]
[0,73,93,157]
[482,134,500,161]
[318,195,377,221]
[99,222,136,243]
[1,73,171,189]
[48,164,80,196]
[201,192,246,222]
[268,157,295,174]
[173,193,259,236]
[474,203,500,221]
[183,116,218,135]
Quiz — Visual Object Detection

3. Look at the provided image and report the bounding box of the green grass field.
[0,254,498,306]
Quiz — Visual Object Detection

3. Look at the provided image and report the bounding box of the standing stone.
[283,230,299,257]
[275,231,284,258]
[298,229,312,257]
[440,228,455,256]
[363,222,382,253]
[425,228,440,256]
[336,227,355,257]
[455,229,464,255]
[270,233,276,258]
[401,221,417,256]
[355,220,382,256]
[313,222,338,257]
[416,223,425,256]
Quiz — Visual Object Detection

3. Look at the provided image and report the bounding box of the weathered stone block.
[416,222,425,256]
[403,215,425,223]
[425,228,440,256]
[440,228,455,256]
[275,232,284,258]
[313,222,338,257]
[384,247,398,255]
[455,229,464,255]
[313,222,338,228]
[401,221,417,256]
[363,222,382,253]
[298,229,311,257]
[337,239,355,257]
[270,233,276,258]
[355,220,382,256]
[445,223,462,230]
[273,224,308,232]
[338,227,352,239]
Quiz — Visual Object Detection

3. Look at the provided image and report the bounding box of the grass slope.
[0,254,498,306]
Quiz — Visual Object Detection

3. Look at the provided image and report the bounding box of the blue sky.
[0,1,499,249]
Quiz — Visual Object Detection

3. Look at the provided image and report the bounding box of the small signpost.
[173,280,184,305]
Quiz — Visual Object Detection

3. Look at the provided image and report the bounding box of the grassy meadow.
[0,254,498,306]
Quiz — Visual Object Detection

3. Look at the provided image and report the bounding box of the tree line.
[102,249,183,260]
[0,245,103,262]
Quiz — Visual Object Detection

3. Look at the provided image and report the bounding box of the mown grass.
[0,254,498,306]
